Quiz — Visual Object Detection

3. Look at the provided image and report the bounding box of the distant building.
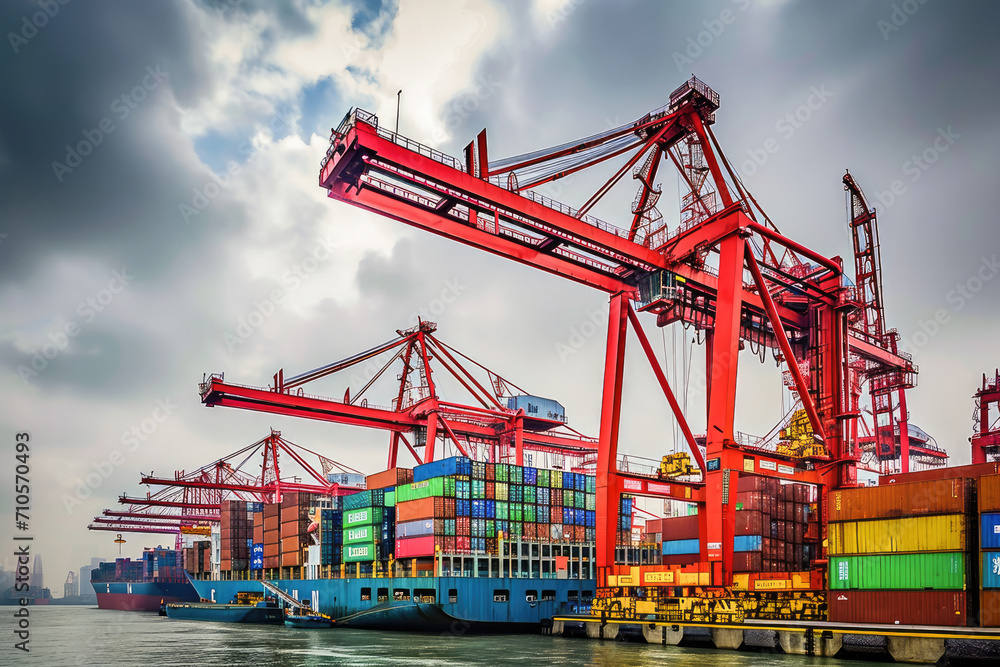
[30,554,43,590]
[64,572,78,598]
[0,567,13,594]
[80,557,105,594]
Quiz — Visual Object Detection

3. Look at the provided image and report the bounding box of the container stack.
[393,456,598,558]
[183,541,211,576]
[280,492,315,567]
[980,473,1000,626]
[826,477,973,626]
[320,508,344,567]
[219,500,253,571]
[342,491,394,564]
[262,503,280,569]
[145,547,185,583]
[653,479,815,572]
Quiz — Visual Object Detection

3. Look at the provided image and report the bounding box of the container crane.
[316,77,922,587]
[972,369,1000,463]
[842,172,944,473]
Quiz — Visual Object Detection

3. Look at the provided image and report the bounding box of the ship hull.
[91,581,199,612]
[165,602,283,624]
[191,576,594,632]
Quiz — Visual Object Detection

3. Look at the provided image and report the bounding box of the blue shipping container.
[984,552,1000,589]
[734,535,763,552]
[412,456,472,483]
[663,539,700,555]
[506,395,566,423]
[397,519,435,538]
[982,514,1000,550]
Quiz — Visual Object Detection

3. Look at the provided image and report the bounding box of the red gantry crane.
[199,322,701,505]
[842,172,946,473]
[972,369,1000,463]
[89,430,363,541]
[315,77,921,587]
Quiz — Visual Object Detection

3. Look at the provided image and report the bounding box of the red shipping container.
[658,515,700,540]
[443,536,456,553]
[263,503,280,519]
[486,481,495,499]
[456,536,471,554]
[280,520,308,538]
[574,525,586,541]
[396,535,437,558]
[733,552,763,572]
[661,554,701,566]
[281,505,308,524]
[456,517,470,535]
[523,523,536,539]
[784,541,793,563]
[366,467,413,490]
[263,555,279,569]
[829,590,967,627]
[737,476,767,492]
[829,478,971,521]
[444,498,456,518]
[736,491,763,511]
[735,511,763,536]
[263,542,280,558]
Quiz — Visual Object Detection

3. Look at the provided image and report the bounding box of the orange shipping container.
[281,550,302,567]
[366,467,413,490]
[981,590,1000,627]
[980,474,1000,513]
[881,462,1000,485]
[264,516,279,532]
[281,535,306,553]
[263,542,280,558]
[828,478,971,522]
[397,497,438,522]
[264,529,279,545]
[281,519,308,538]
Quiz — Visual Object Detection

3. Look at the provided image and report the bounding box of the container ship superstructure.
[91,547,198,612]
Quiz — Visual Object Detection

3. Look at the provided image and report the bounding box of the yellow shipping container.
[828,514,966,555]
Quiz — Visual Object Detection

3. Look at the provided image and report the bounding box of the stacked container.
[653,479,816,572]
[280,492,315,567]
[219,500,252,571]
[342,487,394,564]
[826,477,973,626]
[262,503,280,569]
[980,473,1000,626]
[320,509,343,567]
[393,456,598,558]
[183,540,211,575]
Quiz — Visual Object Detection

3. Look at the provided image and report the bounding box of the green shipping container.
[510,465,523,485]
[344,524,375,544]
[472,480,485,498]
[829,552,966,591]
[586,493,596,510]
[537,469,550,487]
[565,490,575,508]
[525,486,537,504]
[397,478,445,503]
[496,464,509,482]
[343,506,384,528]
[344,541,377,563]
[525,505,537,523]
[444,477,456,498]
[384,490,395,507]
[496,501,508,521]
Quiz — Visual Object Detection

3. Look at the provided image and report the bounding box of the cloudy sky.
[1,0,998,590]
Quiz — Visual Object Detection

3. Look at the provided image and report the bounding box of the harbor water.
[6,606,889,666]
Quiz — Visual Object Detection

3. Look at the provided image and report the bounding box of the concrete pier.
[551,614,1000,665]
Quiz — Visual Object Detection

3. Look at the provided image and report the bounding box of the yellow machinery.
[658,452,697,479]
[778,409,828,458]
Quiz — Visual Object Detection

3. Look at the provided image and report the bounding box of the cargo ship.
[91,547,198,612]
[186,457,604,631]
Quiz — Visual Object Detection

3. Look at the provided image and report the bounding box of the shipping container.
[343,506,385,528]
[506,395,566,422]
[881,462,1000,486]
[396,477,446,503]
[829,552,966,590]
[982,474,1000,513]
[829,478,971,521]
[366,466,413,490]
[983,552,1000,589]
[828,514,968,555]
[395,535,437,558]
[982,590,1000,627]
[983,513,1000,549]
[829,590,967,626]
[344,524,376,544]
[343,541,378,563]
